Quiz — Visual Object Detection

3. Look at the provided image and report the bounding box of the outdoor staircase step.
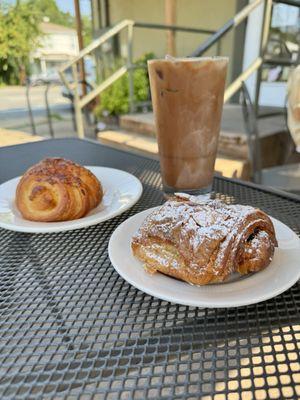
[98,130,158,155]
[119,113,156,138]
[119,113,250,159]
[97,129,250,180]
[119,105,286,139]
[118,105,288,162]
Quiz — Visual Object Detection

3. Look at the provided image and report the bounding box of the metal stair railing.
[190,0,271,104]
[26,78,64,138]
[59,1,265,138]
[59,20,134,138]
[190,0,299,181]
[59,20,217,138]
[59,20,216,137]
[191,0,299,105]
[59,0,299,139]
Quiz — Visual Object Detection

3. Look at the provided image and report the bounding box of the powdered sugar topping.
[134,196,276,277]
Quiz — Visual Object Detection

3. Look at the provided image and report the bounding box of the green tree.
[0,1,41,84]
[82,15,92,47]
[33,0,74,27]
[0,0,93,85]
[32,0,92,46]
[29,1,92,47]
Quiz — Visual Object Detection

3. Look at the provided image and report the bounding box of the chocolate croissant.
[16,158,103,222]
[131,196,277,285]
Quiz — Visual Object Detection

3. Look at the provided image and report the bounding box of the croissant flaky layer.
[131,197,277,285]
[16,158,103,222]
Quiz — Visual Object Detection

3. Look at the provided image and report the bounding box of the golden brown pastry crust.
[16,158,103,222]
[131,197,277,285]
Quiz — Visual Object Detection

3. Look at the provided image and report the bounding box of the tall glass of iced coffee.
[148,57,228,195]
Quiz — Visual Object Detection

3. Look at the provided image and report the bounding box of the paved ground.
[0,128,43,147]
[0,106,77,138]
[0,85,69,111]
[0,85,77,139]
[0,85,98,140]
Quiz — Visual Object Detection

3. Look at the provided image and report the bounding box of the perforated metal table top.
[0,138,299,400]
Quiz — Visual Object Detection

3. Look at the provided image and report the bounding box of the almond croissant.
[131,197,277,285]
[16,158,103,222]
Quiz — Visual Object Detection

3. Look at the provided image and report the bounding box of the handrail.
[79,66,127,108]
[60,0,300,138]
[60,20,219,79]
[58,19,135,137]
[134,22,215,35]
[60,19,134,73]
[272,0,300,6]
[224,57,263,102]
[234,0,264,24]
[25,81,37,136]
[263,57,299,66]
[188,0,274,105]
[59,18,219,137]
[61,19,216,74]
[190,0,264,57]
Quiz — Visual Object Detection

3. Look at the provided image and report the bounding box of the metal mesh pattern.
[1,147,300,399]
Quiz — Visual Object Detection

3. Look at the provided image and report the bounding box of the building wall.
[43,33,79,57]
[34,32,79,59]
[31,29,79,80]
[108,0,237,79]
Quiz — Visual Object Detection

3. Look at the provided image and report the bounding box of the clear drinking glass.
[148,56,228,195]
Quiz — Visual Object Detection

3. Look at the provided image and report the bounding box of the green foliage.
[82,15,92,47]
[96,53,155,117]
[32,1,91,46]
[33,0,74,27]
[99,73,130,115]
[0,0,92,85]
[0,1,41,84]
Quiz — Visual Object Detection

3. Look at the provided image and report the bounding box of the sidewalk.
[0,128,43,147]
[0,85,69,111]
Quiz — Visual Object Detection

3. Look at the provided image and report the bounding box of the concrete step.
[97,129,250,180]
[119,114,249,159]
[119,105,286,139]
[99,130,158,155]
[119,107,289,163]
[119,113,156,138]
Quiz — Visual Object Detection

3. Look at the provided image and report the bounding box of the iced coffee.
[148,57,228,194]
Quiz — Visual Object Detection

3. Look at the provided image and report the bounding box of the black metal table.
[0,138,299,400]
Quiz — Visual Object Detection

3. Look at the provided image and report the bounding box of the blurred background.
[0,0,299,191]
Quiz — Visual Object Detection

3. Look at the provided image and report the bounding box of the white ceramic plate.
[109,207,300,308]
[0,167,142,233]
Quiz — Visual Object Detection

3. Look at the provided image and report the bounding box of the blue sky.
[57,0,91,16]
